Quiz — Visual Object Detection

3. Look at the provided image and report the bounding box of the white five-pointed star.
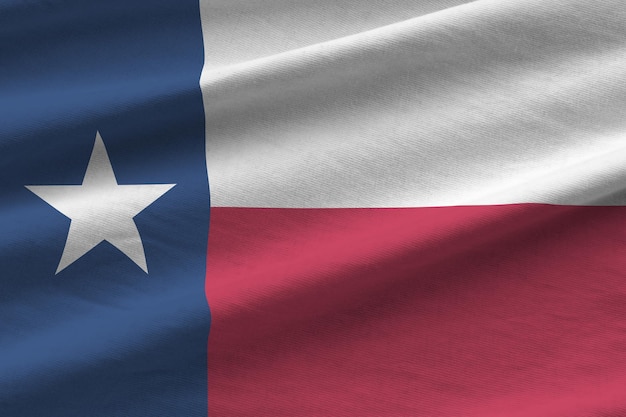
[26,132,175,274]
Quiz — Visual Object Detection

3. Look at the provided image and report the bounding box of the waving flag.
[2,0,626,416]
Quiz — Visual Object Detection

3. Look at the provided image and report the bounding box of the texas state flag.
[2,0,626,416]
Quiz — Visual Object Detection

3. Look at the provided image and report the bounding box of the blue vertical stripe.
[0,1,210,415]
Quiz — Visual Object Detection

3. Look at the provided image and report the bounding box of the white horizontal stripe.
[200,0,626,208]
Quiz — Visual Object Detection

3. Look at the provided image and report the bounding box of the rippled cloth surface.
[0,1,210,416]
[201,0,626,415]
[2,0,626,415]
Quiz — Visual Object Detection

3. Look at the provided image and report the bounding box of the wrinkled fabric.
[201,1,626,415]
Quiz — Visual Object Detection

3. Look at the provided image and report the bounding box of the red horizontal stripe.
[206,205,626,415]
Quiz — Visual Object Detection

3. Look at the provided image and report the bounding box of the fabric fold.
[206,205,626,415]
[202,0,626,208]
